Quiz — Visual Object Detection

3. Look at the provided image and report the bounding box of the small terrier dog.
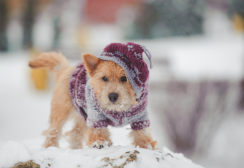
[29,42,157,150]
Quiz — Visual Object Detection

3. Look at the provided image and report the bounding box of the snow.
[0,140,203,168]
[0,52,204,167]
[194,114,244,168]
[0,51,167,147]
[70,31,244,82]
[1,14,244,166]
[136,34,244,82]
[0,53,52,141]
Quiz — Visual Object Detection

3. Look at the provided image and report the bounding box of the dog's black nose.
[108,93,118,103]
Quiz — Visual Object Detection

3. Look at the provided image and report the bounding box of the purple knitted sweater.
[69,42,152,130]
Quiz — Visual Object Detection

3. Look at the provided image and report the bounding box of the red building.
[84,0,139,23]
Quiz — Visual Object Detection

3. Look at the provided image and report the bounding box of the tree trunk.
[22,0,38,49]
[0,0,8,51]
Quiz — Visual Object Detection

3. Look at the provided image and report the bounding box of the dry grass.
[13,160,40,168]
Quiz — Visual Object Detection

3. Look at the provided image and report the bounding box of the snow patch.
[0,141,32,168]
[0,141,203,168]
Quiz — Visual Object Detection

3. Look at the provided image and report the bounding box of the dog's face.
[82,53,137,112]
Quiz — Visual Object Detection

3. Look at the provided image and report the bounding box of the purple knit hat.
[97,42,153,99]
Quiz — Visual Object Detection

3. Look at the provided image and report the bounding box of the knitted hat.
[97,42,153,99]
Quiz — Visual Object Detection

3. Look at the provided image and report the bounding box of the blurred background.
[0,0,244,167]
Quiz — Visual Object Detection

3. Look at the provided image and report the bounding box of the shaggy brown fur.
[83,53,138,112]
[86,128,112,148]
[65,112,87,149]
[129,129,158,150]
[29,52,157,149]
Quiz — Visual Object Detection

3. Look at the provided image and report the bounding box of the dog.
[29,42,157,150]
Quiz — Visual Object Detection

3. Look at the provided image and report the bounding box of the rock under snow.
[0,141,203,168]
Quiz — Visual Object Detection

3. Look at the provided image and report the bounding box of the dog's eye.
[121,76,127,82]
[102,76,108,82]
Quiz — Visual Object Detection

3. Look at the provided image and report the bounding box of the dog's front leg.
[129,128,158,150]
[86,128,112,149]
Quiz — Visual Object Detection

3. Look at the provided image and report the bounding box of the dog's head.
[82,53,137,112]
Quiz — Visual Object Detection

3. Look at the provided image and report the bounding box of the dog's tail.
[29,52,70,81]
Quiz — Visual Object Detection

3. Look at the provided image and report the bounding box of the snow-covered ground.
[193,113,244,168]
[0,31,244,167]
[0,53,200,168]
[0,54,52,142]
[2,3,244,167]
[140,33,244,82]
[0,140,203,168]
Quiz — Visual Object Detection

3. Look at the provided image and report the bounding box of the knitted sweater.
[69,63,150,130]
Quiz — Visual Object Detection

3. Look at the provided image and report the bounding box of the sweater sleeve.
[130,119,150,130]
[86,118,113,128]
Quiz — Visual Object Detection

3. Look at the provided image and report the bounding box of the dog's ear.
[82,53,100,76]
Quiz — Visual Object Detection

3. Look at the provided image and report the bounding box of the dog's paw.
[146,143,153,150]
[146,141,159,150]
[93,144,105,149]
[135,141,158,150]
[92,141,111,149]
